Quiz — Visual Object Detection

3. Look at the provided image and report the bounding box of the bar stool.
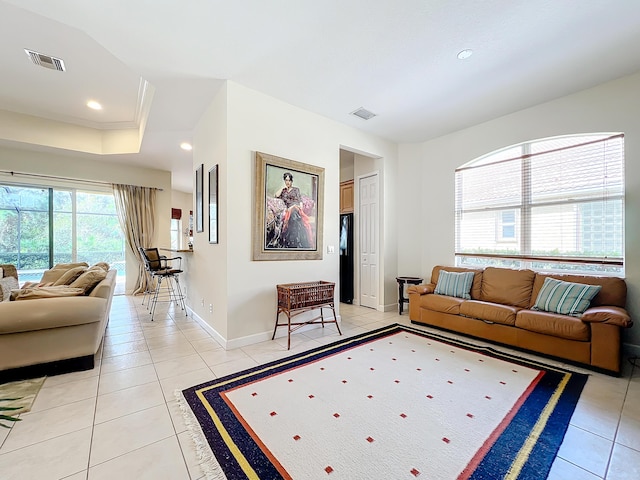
[139,247,159,309]
[140,247,187,320]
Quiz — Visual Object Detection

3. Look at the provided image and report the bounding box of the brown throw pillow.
[69,269,107,294]
[53,266,87,286]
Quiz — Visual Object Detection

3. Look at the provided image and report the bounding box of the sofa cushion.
[0,276,19,302]
[434,270,475,299]
[532,277,601,317]
[69,268,107,294]
[421,294,465,315]
[516,310,590,341]
[480,267,535,308]
[52,266,87,286]
[459,300,519,326]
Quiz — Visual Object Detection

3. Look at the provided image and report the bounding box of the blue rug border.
[182,323,587,479]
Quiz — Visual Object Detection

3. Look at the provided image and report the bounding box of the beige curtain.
[112,184,157,295]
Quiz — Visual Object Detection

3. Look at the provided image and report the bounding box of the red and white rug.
[178,324,587,479]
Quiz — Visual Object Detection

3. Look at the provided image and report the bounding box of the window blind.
[455,134,624,273]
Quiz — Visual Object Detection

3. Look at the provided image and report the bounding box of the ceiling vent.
[350,107,377,120]
[24,49,66,72]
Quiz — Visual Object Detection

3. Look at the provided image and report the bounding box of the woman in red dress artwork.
[274,172,313,248]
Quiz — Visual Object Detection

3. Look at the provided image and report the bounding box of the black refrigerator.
[339,213,354,303]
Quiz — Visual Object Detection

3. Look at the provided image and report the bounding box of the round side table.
[396,276,423,315]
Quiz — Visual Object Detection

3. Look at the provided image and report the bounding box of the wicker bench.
[273,281,342,349]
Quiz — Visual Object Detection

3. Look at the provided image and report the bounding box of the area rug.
[178,324,587,479]
[0,376,46,427]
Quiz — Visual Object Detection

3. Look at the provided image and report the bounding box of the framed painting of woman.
[253,152,325,260]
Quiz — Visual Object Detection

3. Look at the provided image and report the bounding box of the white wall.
[188,81,398,346]
[397,72,640,350]
[0,147,172,293]
[339,150,355,182]
[189,83,229,339]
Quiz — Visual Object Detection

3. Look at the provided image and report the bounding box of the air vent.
[24,49,66,72]
[350,107,377,120]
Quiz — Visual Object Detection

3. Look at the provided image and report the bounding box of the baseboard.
[186,306,343,350]
[186,306,227,348]
[227,330,274,350]
[0,355,94,384]
[229,316,344,350]
[383,303,398,312]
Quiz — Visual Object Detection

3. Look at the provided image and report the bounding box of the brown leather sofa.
[408,265,632,375]
[0,263,117,382]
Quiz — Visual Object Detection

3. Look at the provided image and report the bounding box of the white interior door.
[359,173,378,309]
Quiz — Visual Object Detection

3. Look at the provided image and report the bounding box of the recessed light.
[457,49,473,60]
[87,100,102,110]
[180,142,193,151]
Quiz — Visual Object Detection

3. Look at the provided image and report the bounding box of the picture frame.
[208,164,218,244]
[253,151,324,261]
[195,164,204,233]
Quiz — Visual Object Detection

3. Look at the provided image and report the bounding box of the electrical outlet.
[327,245,335,254]
[201,298,205,307]
[209,304,213,314]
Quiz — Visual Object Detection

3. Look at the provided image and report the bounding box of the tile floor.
[0,297,639,479]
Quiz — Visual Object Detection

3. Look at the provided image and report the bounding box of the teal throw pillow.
[532,277,601,317]
[434,270,475,300]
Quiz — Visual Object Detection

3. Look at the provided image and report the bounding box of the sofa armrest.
[0,296,106,334]
[581,306,632,328]
[408,284,435,295]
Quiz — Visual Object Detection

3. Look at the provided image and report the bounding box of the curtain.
[112,184,157,295]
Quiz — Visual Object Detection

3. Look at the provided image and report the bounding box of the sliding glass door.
[0,183,125,283]
[0,185,52,280]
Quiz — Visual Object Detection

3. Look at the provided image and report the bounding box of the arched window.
[455,133,624,274]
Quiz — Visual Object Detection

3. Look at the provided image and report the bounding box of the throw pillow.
[69,269,107,294]
[532,277,602,317]
[0,276,19,302]
[91,262,110,271]
[52,266,87,286]
[434,270,475,300]
[40,262,90,284]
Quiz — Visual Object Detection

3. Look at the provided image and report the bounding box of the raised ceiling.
[2,0,640,192]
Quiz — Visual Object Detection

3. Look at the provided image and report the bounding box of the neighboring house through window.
[498,210,516,242]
